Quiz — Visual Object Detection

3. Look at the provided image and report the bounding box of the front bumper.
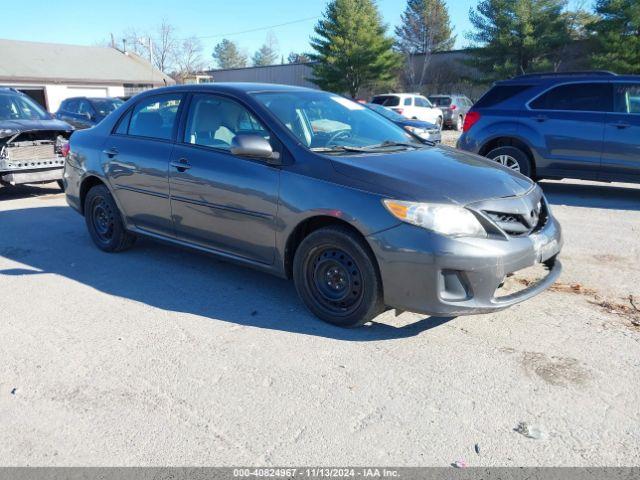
[367,215,563,316]
[0,166,64,185]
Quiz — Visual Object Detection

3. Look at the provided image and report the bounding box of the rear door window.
[404,97,412,106]
[475,85,533,109]
[128,94,182,140]
[530,83,613,112]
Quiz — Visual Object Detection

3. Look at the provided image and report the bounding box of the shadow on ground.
[0,183,62,201]
[540,180,640,211]
[0,206,453,341]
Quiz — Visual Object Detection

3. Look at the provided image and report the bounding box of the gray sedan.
[63,83,562,327]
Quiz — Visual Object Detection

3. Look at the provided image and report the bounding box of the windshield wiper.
[363,140,427,150]
[311,145,370,153]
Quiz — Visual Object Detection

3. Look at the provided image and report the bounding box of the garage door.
[65,87,109,98]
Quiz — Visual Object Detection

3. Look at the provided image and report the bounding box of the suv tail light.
[392,108,404,115]
[463,111,481,132]
[450,104,457,110]
[60,142,70,157]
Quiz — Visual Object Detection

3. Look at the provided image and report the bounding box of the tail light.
[463,111,481,132]
[60,142,70,157]
[450,104,457,110]
[392,108,404,115]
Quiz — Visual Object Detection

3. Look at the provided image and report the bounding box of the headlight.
[404,126,428,136]
[383,200,486,238]
[0,128,18,138]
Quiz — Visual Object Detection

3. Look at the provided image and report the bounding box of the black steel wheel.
[293,225,383,327]
[84,184,136,252]
[307,247,364,316]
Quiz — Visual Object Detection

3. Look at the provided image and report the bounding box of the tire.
[293,225,384,328]
[83,184,136,252]
[436,116,443,130]
[455,115,464,131]
[486,146,533,178]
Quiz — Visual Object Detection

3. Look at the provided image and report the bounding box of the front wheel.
[486,146,533,178]
[293,226,384,327]
[84,184,136,252]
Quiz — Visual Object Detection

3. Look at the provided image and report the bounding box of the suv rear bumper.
[367,215,563,316]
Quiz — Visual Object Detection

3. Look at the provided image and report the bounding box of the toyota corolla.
[64,84,562,327]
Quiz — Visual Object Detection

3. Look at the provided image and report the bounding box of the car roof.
[146,82,318,96]
[497,71,640,85]
[63,96,122,101]
[373,93,423,97]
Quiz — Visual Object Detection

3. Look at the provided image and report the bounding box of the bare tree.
[122,27,149,57]
[173,36,206,82]
[151,20,178,73]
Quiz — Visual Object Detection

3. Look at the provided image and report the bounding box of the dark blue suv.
[457,72,640,183]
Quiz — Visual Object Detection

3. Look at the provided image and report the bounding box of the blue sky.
[5,0,590,67]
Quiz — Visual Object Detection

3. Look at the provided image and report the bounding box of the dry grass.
[515,279,640,329]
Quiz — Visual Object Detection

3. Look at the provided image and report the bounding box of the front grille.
[484,199,548,237]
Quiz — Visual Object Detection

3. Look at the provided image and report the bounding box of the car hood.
[397,119,438,130]
[330,146,534,205]
[0,118,73,132]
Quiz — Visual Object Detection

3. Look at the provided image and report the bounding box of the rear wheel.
[486,146,532,178]
[436,116,443,130]
[455,115,464,131]
[293,226,384,327]
[84,184,136,252]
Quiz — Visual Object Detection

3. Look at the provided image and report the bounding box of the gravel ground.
[0,178,639,467]
[440,128,462,147]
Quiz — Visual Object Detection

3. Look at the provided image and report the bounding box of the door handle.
[103,147,118,158]
[170,158,192,172]
[534,115,548,122]
[614,122,631,129]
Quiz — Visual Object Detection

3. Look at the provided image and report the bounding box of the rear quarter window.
[474,85,533,109]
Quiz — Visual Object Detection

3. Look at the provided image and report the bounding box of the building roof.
[0,38,175,86]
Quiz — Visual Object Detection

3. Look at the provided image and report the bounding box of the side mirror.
[231,134,281,165]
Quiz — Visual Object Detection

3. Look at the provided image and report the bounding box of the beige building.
[0,38,174,112]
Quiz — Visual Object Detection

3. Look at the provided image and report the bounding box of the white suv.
[371,93,443,128]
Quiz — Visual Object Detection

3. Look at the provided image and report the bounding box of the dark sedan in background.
[55,96,124,130]
[64,83,562,327]
[365,102,441,143]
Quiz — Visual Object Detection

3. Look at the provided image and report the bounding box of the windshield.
[90,98,124,116]
[428,96,452,107]
[0,92,50,121]
[366,103,405,122]
[254,91,420,152]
